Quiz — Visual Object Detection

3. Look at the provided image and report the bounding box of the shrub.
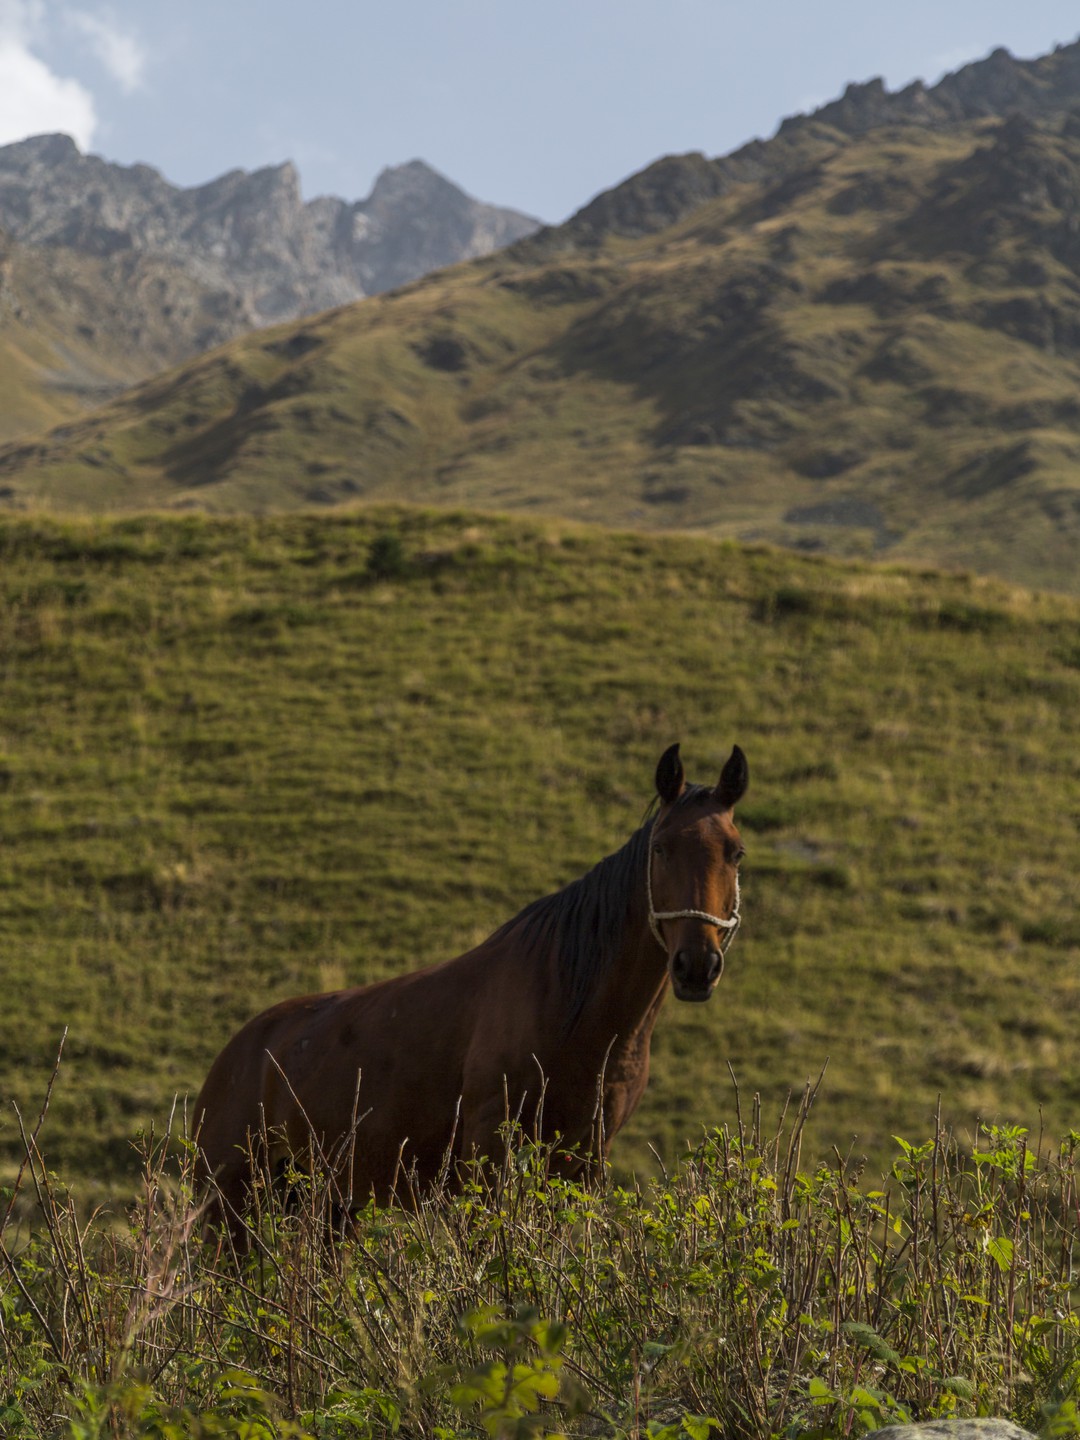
[365,532,409,582]
[4,1086,1080,1437]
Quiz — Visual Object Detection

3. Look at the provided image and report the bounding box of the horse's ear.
[655,743,686,805]
[715,745,748,810]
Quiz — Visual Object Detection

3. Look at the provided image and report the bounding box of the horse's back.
[194,952,504,1206]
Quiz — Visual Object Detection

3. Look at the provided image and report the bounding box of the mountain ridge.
[520,34,1080,253]
[0,134,540,324]
[0,135,540,441]
[4,40,1080,593]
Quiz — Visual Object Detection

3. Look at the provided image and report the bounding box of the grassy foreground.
[0,505,1077,1198]
[3,1104,1080,1438]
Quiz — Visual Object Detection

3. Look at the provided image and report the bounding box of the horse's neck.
[571,900,669,1059]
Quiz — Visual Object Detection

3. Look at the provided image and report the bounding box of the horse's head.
[648,742,748,1003]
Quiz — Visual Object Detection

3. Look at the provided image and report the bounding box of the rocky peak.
[0,135,540,329]
[561,153,729,246]
[347,160,539,293]
[536,34,1080,254]
[366,159,458,209]
[932,45,1051,118]
[806,35,1080,133]
[2,132,81,167]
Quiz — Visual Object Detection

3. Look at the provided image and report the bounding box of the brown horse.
[194,742,748,1224]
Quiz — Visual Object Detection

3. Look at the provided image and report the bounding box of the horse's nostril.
[673,950,692,981]
[707,950,723,982]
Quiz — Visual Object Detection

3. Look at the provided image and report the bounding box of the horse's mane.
[496,784,713,1034]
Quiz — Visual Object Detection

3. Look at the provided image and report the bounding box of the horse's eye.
[734,847,746,865]
[652,843,667,861]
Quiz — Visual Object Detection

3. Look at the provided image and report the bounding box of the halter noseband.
[646,850,741,953]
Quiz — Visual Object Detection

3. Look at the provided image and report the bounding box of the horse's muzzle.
[671,946,724,1002]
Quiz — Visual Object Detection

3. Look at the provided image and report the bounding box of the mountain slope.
[0,223,254,436]
[0,136,539,442]
[6,43,1080,591]
[6,102,1080,588]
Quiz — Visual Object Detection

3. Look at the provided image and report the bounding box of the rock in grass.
[875,1423,1036,1440]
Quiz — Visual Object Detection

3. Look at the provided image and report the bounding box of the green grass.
[5,1107,1080,1437]
[0,505,1077,1199]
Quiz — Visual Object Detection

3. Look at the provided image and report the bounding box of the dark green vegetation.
[5,1111,1080,1437]
[5,106,1080,589]
[0,507,1077,1201]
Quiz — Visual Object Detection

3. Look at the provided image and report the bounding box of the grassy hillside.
[0,506,1077,1200]
[4,116,1080,591]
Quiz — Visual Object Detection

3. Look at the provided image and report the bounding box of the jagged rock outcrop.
[522,34,1080,254]
[0,134,540,329]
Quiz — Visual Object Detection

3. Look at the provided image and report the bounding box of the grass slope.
[0,506,1077,1200]
[3,117,1080,591]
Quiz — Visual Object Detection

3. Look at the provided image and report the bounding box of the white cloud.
[0,1,96,147]
[68,6,145,93]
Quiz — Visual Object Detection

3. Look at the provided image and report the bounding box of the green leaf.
[682,1417,719,1440]
[941,1376,976,1400]
[841,1320,901,1365]
[808,1377,835,1404]
[987,1235,1015,1271]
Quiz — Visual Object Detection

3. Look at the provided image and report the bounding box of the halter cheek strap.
[647,856,741,953]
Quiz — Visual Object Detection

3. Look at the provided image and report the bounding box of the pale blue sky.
[2,1,1079,222]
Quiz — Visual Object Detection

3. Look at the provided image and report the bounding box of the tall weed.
[2,1075,1080,1438]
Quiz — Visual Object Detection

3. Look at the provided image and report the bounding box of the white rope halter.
[646,852,741,953]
